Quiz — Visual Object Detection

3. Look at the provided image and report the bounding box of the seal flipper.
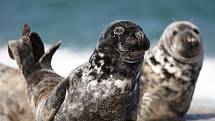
[8,24,31,60]
[22,24,30,37]
[38,79,68,121]
[22,24,45,62]
[8,24,67,121]
[8,24,45,61]
[29,32,45,62]
[8,40,37,78]
[8,24,44,78]
[39,41,61,70]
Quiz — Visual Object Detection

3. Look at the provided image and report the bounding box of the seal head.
[160,21,203,63]
[95,20,150,65]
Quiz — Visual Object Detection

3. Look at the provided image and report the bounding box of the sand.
[0,63,214,121]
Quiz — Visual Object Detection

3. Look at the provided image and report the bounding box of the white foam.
[192,57,215,107]
[0,44,215,107]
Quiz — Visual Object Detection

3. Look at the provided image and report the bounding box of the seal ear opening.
[39,41,61,69]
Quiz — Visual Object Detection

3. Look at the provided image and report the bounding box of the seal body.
[54,20,150,121]
[8,25,67,121]
[9,21,150,121]
[138,21,203,121]
[0,63,34,121]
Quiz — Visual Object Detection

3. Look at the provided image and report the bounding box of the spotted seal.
[137,21,203,121]
[9,20,150,121]
[8,24,66,121]
[0,63,34,121]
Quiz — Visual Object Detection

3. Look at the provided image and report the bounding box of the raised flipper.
[7,24,30,59]
[22,24,45,62]
[8,24,45,63]
[8,39,37,78]
[8,24,62,80]
[37,78,68,121]
[39,41,61,70]
[8,24,67,121]
[8,24,43,78]
[22,24,30,37]
[29,32,45,62]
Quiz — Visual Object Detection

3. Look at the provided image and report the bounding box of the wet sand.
[187,105,215,121]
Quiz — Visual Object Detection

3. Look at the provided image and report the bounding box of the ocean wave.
[0,45,214,107]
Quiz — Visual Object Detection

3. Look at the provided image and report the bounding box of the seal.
[8,24,66,121]
[9,20,150,121]
[137,21,203,121]
[53,20,150,121]
[0,63,34,121]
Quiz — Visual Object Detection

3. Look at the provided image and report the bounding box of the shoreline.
[187,105,215,121]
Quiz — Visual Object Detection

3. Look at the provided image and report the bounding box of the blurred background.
[0,0,214,107]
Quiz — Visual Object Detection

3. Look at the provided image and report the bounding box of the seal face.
[137,21,203,121]
[97,20,150,64]
[159,21,203,63]
[9,21,150,121]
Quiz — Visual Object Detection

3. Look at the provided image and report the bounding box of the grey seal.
[9,20,150,121]
[0,63,34,121]
[8,24,65,121]
[137,21,203,121]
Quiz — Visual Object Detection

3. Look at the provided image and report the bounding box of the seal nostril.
[172,30,178,36]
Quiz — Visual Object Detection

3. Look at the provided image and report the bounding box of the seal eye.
[114,26,125,35]
[172,30,178,36]
[193,28,199,35]
[135,31,144,40]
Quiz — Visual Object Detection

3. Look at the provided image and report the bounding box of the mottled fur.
[54,20,150,121]
[8,25,66,121]
[138,21,203,121]
[9,21,150,121]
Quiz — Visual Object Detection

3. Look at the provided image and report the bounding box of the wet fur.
[54,20,150,121]
[9,21,150,121]
[8,25,66,121]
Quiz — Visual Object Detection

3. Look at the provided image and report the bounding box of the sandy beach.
[0,63,215,121]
